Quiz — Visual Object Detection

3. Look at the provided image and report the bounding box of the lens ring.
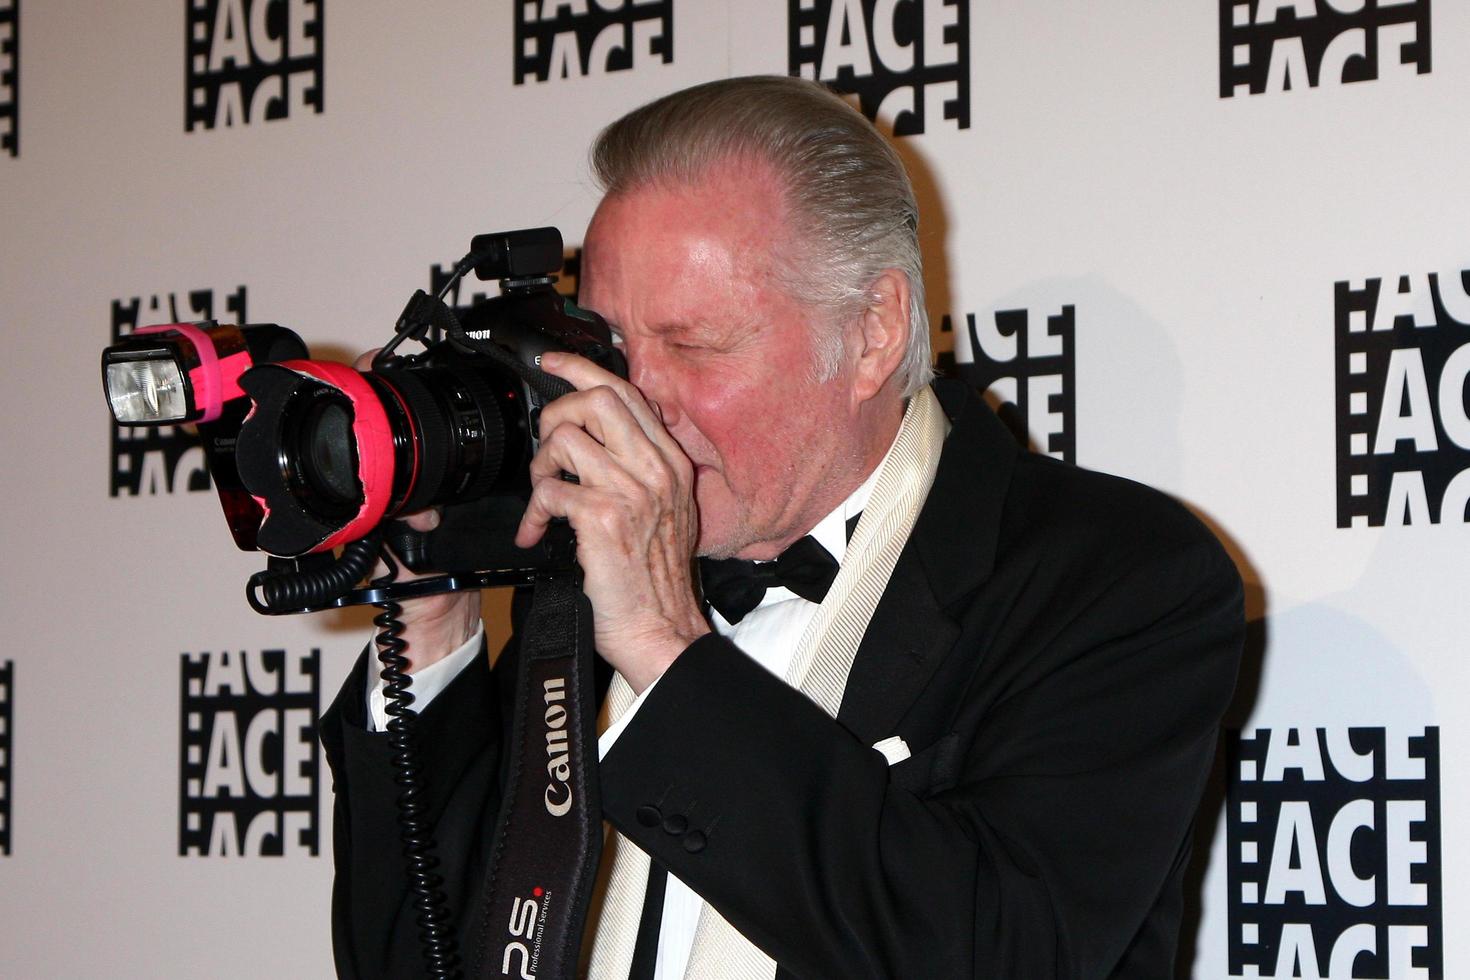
[375,368,450,514]
[448,364,508,502]
[290,393,361,515]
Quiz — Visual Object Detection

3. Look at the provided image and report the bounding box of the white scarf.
[586,387,949,979]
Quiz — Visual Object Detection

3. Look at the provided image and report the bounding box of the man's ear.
[851,268,911,404]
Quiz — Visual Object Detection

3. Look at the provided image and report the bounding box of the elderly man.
[323,76,1243,979]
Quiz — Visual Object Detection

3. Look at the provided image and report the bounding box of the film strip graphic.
[1334,274,1470,528]
[0,661,11,856]
[787,0,970,136]
[186,0,325,131]
[1226,727,1443,979]
[0,0,17,158]
[1219,0,1431,98]
[937,305,1076,463]
[109,287,246,497]
[513,0,672,84]
[179,649,321,857]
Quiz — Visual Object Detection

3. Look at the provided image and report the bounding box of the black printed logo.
[788,0,970,136]
[0,661,11,856]
[937,305,1075,462]
[180,649,320,857]
[186,0,324,130]
[1220,0,1430,97]
[109,286,247,496]
[514,0,672,84]
[1335,269,1470,527]
[1227,727,1442,979]
[0,0,17,158]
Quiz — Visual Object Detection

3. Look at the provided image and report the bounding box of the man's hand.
[515,352,709,692]
[354,350,481,673]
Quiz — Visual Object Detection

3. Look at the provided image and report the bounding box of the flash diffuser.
[105,353,190,424]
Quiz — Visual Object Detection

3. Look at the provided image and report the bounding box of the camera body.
[100,228,625,611]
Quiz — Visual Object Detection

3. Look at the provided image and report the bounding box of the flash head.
[100,321,263,426]
[102,321,311,429]
[104,347,191,424]
[470,226,564,282]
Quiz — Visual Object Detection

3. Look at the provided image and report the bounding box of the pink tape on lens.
[135,322,226,423]
[276,360,395,553]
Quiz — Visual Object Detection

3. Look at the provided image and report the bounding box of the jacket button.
[636,805,662,828]
[682,830,707,854]
[662,813,688,835]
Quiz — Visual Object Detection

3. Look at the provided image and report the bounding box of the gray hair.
[589,75,934,396]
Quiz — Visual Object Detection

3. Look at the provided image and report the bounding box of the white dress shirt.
[365,621,484,733]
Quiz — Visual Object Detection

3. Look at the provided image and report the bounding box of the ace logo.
[788,0,970,136]
[937,305,1075,462]
[186,0,324,131]
[1227,727,1443,979]
[0,0,16,158]
[514,0,673,84]
[1334,268,1470,527]
[179,648,320,857]
[109,286,248,496]
[0,661,11,856]
[1220,0,1430,98]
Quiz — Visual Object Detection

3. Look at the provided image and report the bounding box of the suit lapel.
[834,546,958,745]
[836,380,1019,743]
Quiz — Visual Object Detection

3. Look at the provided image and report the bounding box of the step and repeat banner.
[1,2,1465,977]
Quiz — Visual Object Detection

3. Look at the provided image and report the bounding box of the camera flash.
[105,352,190,424]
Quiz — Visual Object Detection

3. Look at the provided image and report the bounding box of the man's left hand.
[514,352,710,692]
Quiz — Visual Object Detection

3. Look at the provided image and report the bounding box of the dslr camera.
[100,227,625,613]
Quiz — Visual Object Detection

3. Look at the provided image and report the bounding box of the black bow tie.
[699,535,841,626]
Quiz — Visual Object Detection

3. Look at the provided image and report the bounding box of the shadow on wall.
[1174,527,1440,976]
[966,276,1187,488]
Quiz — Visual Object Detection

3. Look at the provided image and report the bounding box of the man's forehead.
[589,159,789,245]
[584,188,781,292]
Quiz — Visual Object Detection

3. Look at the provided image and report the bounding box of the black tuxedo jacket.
[321,379,1244,979]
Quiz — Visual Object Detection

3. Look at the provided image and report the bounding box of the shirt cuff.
[365,621,486,733]
[597,673,662,761]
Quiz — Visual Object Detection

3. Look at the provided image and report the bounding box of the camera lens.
[270,389,363,525]
[236,363,391,556]
[296,396,359,509]
[236,356,531,557]
[377,363,523,514]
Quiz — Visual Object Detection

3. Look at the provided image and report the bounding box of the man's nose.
[628,355,681,428]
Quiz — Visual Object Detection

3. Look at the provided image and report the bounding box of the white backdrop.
[1,1,1464,977]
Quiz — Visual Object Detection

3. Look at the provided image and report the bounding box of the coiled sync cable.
[247,534,462,978]
[247,535,385,614]
[373,546,461,979]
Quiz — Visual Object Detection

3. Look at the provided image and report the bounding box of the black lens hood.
[237,364,356,557]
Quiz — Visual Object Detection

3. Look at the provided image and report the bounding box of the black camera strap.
[472,576,603,980]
